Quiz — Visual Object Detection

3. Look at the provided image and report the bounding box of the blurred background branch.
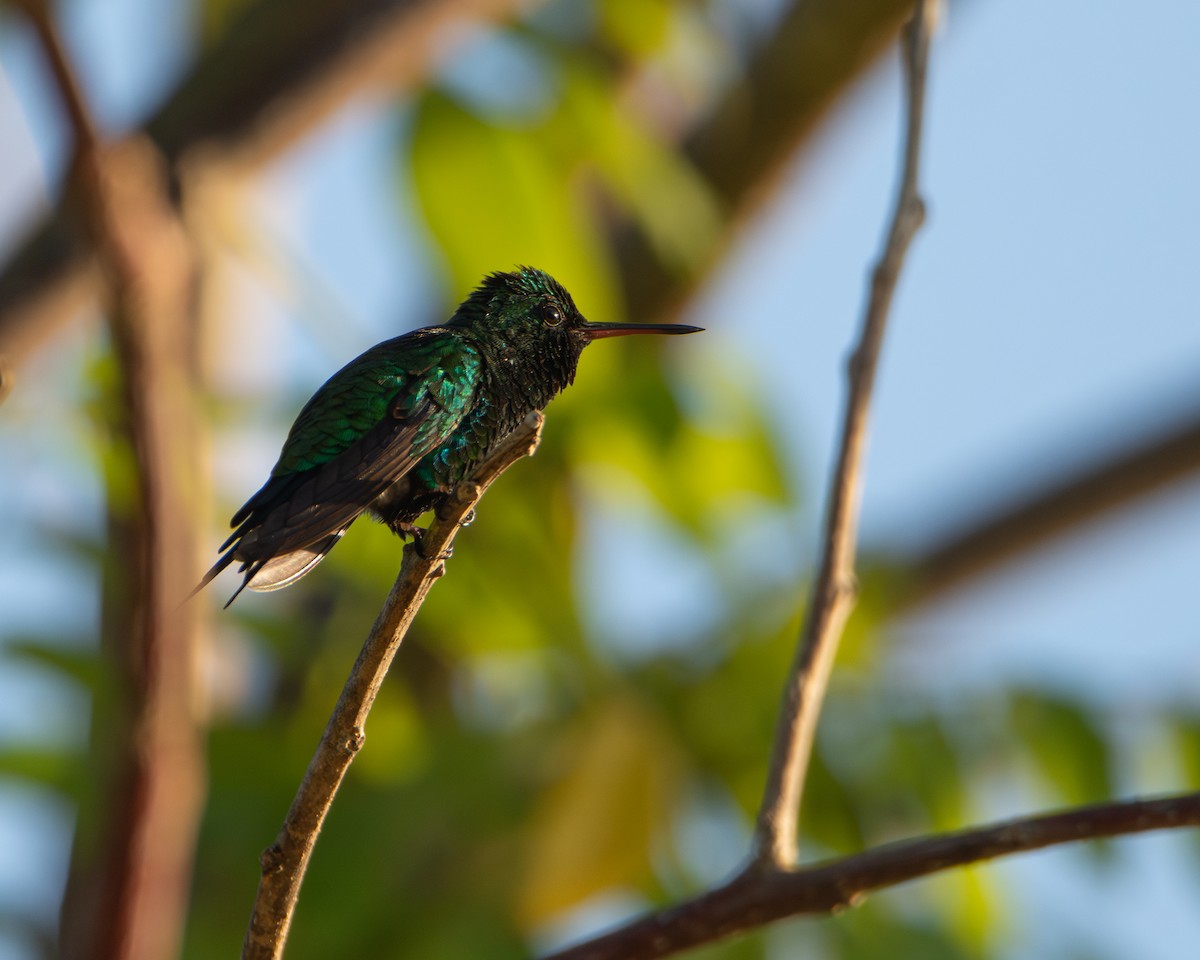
[902,413,1200,608]
[1,1,1198,959]
[8,3,205,960]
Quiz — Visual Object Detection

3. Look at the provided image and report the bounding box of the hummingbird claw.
[410,530,453,564]
[419,542,453,580]
[390,519,423,540]
[409,528,429,559]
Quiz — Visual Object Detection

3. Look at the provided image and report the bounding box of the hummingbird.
[196,267,702,606]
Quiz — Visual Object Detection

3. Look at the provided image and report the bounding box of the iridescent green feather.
[195,266,701,605]
[271,331,481,476]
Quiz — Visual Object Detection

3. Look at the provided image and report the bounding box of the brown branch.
[146,0,524,172]
[617,0,915,324]
[900,408,1200,609]
[542,791,1200,960]
[13,4,207,960]
[242,413,544,960]
[0,0,910,374]
[0,0,527,375]
[751,0,934,869]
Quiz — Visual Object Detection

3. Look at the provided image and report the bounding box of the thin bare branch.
[13,3,206,960]
[750,0,935,869]
[542,791,1200,960]
[241,413,544,960]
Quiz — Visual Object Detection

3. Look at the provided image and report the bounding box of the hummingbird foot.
[388,519,424,541]
[409,528,454,564]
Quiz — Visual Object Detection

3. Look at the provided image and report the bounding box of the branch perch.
[542,791,1200,960]
[902,410,1200,608]
[242,412,545,960]
[751,0,934,868]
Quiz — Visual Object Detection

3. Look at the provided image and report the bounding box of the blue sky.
[1,1,1198,958]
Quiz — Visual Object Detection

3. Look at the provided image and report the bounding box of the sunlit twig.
[751,0,935,869]
[242,413,544,960]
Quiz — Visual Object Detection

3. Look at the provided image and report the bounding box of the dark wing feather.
[195,332,482,603]
[235,398,441,561]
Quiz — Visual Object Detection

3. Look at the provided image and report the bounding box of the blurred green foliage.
[1,2,1196,960]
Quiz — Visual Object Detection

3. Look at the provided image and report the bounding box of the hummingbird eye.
[541,304,564,327]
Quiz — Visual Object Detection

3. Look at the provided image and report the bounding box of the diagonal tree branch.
[616,0,915,324]
[541,791,1200,960]
[0,0,527,372]
[242,412,544,960]
[10,3,206,960]
[0,0,910,372]
[899,408,1200,609]
[751,0,934,870]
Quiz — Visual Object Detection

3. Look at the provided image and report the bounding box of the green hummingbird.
[196,267,702,606]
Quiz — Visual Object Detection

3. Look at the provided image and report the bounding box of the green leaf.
[409,91,617,322]
[557,62,722,273]
[1010,691,1114,805]
[5,637,102,693]
[885,717,968,832]
[570,353,792,540]
[349,682,429,786]
[925,866,1000,957]
[805,746,867,853]
[0,746,79,793]
[1168,714,1200,789]
[829,897,970,960]
[517,694,684,929]
[598,0,672,58]
[837,563,909,671]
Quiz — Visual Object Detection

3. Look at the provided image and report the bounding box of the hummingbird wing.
[196,331,482,605]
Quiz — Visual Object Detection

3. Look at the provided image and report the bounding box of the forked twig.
[542,791,1200,960]
[751,0,935,868]
[242,412,544,960]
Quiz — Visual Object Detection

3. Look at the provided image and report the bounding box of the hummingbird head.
[453,266,703,361]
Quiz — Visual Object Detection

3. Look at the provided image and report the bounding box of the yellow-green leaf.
[1011,692,1114,805]
[409,91,616,321]
[517,695,683,929]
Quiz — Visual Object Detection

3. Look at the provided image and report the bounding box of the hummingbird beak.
[579,321,704,341]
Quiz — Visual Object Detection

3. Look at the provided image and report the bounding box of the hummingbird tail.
[237,529,348,601]
[190,530,347,608]
[188,546,239,604]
